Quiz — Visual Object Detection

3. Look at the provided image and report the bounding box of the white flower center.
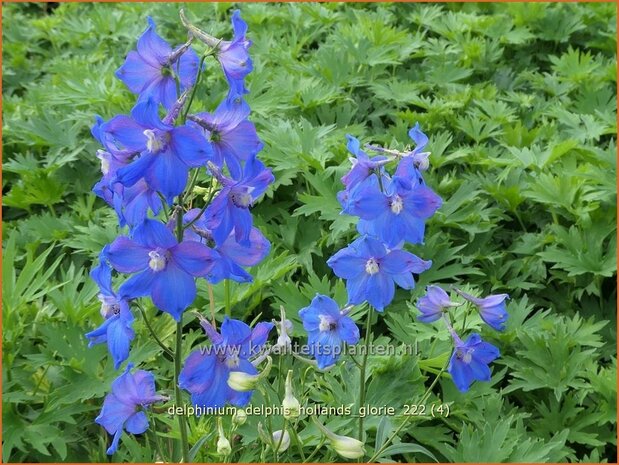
[390,195,404,214]
[226,352,240,369]
[318,315,336,332]
[148,251,167,271]
[230,191,252,208]
[365,258,379,275]
[144,129,165,153]
[457,348,473,364]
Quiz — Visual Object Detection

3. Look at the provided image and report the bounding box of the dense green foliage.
[3,2,617,462]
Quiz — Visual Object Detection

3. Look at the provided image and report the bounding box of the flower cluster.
[328,127,441,311]
[86,11,274,455]
[416,285,508,391]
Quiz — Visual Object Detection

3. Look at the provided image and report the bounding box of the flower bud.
[232,408,247,425]
[312,415,365,459]
[275,306,292,350]
[228,356,272,391]
[282,370,301,419]
[330,434,365,459]
[216,417,231,456]
[217,435,232,456]
[272,430,290,453]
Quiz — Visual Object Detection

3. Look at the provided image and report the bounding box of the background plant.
[3,2,617,463]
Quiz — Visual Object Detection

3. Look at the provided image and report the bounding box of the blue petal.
[125,411,149,434]
[132,219,177,249]
[118,270,157,300]
[171,241,216,276]
[116,153,156,188]
[170,126,212,167]
[145,150,189,204]
[179,351,217,394]
[107,237,150,273]
[151,264,195,321]
[136,17,171,66]
[338,316,360,345]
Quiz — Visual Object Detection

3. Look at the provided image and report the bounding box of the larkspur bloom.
[204,155,274,246]
[172,208,270,284]
[180,10,252,97]
[327,235,432,311]
[448,333,500,392]
[351,175,442,247]
[416,285,460,323]
[189,93,262,178]
[455,289,510,331]
[85,247,135,369]
[102,98,212,204]
[106,219,216,321]
[115,17,200,110]
[91,116,163,228]
[396,123,431,178]
[340,134,390,191]
[95,364,166,455]
[298,294,360,369]
[179,317,273,409]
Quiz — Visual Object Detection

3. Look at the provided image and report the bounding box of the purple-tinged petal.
[132,219,177,249]
[170,126,212,167]
[137,17,172,67]
[124,411,149,435]
[145,150,189,203]
[171,241,217,276]
[118,270,157,300]
[107,237,150,273]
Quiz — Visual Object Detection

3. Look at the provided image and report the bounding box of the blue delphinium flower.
[340,135,390,191]
[115,17,199,110]
[189,93,262,178]
[455,289,510,331]
[351,175,442,247]
[179,317,273,409]
[416,285,460,323]
[448,333,500,392]
[204,155,274,246]
[215,11,253,97]
[106,219,217,321]
[175,208,270,284]
[86,247,135,369]
[96,363,167,455]
[102,98,212,204]
[299,294,360,369]
[327,235,432,311]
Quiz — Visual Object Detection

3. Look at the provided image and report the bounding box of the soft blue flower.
[179,317,273,409]
[216,11,253,96]
[204,155,274,246]
[102,98,212,204]
[189,93,262,178]
[455,289,510,331]
[115,17,200,110]
[85,247,135,369]
[106,219,217,321]
[340,135,389,191]
[448,333,500,392]
[351,175,442,247]
[416,285,459,323]
[298,295,360,369]
[327,235,432,311]
[174,208,270,284]
[96,364,166,455]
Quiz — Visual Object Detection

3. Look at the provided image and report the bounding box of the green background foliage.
[2,2,617,462]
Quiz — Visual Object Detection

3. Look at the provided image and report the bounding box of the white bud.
[216,417,231,456]
[217,435,232,456]
[330,435,365,459]
[272,430,290,453]
[228,356,272,391]
[232,408,247,425]
[312,416,365,459]
[283,370,301,419]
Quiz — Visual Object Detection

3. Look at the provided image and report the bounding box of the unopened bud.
[312,416,365,459]
[283,370,301,419]
[272,430,290,453]
[216,417,231,456]
[233,408,247,425]
[228,356,272,391]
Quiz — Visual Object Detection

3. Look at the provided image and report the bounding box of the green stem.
[182,54,208,124]
[358,308,374,440]
[290,422,306,461]
[224,279,231,317]
[174,319,190,462]
[303,438,326,463]
[173,196,190,462]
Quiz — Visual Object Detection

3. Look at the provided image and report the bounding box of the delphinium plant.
[293,125,510,460]
[86,10,274,461]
